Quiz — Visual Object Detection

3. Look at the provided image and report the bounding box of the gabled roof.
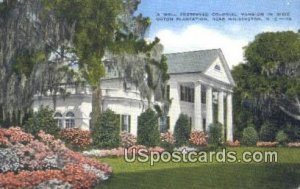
[164,49,235,86]
[165,49,220,74]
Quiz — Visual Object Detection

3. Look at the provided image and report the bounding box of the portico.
[165,49,236,141]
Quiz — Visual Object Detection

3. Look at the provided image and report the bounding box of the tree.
[174,114,191,146]
[232,31,300,138]
[137,108,160,147]
[92,109,120,149]
[24,106,59,137]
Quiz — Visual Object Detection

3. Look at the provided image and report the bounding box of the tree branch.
[279,105,300,121]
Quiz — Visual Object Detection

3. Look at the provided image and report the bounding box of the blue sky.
[137,0,300,67]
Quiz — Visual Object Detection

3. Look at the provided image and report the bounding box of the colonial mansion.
[33,49,236,141]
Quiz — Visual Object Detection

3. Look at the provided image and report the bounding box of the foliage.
[137,109,160,147]
[120,131,137,148]
[225,140,240,147]
[232,31,300,140]
[208,123,223,146]
[92,109,120,149]
[174,114,191,146]
[160,131,175,151]
[59,128,92,150]
[0,127,112,188]
[256,141,278,147]
[241,127,259,146]
[259,122,278,141]
[189,131,208,146]
[24,107,59,137]
[276,130,288,144]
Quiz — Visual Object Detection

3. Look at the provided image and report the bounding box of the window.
[54,112,63,128]
[159,116,169,133]
[214,65,221,71]
[180,85,194,102]
[65,112,75,128]
[121,115,131,133]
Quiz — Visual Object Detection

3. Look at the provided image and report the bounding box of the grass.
[96,147,300,189]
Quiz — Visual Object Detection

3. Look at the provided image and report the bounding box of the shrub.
[241,127,259,146]
[256,141,278,147]
[59,128,92,150]
[189,131,208,146]
[24,106,59,137]
[120,131,137,148]
[137,109,160,147]
[225,140,240,147]
[160,131,175,151]
[92,109,120,149]
[276,130,288,145]
[174,114,191,146]
[259,122,277,141]
[208,123,222,146]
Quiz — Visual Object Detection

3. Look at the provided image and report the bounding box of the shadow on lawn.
[99,163,300,189]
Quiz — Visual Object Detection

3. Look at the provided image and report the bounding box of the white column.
[194,82,203,131]
[226,93,233,141]
[218,91,225,141]
[218,91,224,125]
[131,114,138,136]
[206,86,213,129]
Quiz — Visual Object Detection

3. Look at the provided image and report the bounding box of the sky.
[137,0,300,68]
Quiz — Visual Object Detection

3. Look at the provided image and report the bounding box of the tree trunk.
[91,83,102,130]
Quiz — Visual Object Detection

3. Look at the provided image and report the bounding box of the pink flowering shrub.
[160,131,175,144]
[120,131,137,147]
[256,141,278,147]
[59,128,92,149]
[0,127,112,188]
[189,131,208,146]
[287,142,300,148]
[0,127,33,146]
[225,140,240,147]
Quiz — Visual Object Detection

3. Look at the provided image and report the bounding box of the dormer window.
[214,65,221,71]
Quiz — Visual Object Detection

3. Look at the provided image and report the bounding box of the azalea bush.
[225,140,240,147]
[120,131,137,148]
[59,128,92,150]
[0,127,112,189]
[256,141,278,147]
[287,142,300,148]
[189,131,208,146]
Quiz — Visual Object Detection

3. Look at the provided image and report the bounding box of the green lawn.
[96,147,300,189]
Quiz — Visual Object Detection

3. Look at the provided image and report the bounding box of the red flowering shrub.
[0,127,33,146]
[225,140,240,147]
[287,142,300,148]
[160,131,175,144]
[59,128,92,148]
[256,141,278,147]
[0,127,112,188]
[120,131,137,147]
[189,131,208,146]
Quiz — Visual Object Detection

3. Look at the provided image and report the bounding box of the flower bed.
[83,145,165,158]
[256,141,278,147]
[0,127,111,189]
[225,140,240,147]
[161,131,176,144]
[287,142,300,148]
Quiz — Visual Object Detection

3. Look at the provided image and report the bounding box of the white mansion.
[33,49,236,141]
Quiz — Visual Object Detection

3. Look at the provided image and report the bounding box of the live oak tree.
[232,31,300,136]
[0,0,169,129]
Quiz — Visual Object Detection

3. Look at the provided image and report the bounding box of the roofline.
[163,48,222,56]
